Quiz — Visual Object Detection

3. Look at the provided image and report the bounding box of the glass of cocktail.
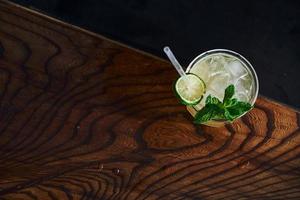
[165,47,259,127]
[185,49,259,127]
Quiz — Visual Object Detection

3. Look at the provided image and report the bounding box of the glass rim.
[186,49,259,122]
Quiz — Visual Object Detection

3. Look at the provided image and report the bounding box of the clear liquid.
[187,53,255,124]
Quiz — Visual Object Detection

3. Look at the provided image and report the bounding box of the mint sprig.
[194,84,253,124]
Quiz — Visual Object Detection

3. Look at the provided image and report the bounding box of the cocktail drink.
[184,49,259,127]
[169,48,259,127]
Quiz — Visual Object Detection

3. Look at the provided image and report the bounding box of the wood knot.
[143,116,205,151]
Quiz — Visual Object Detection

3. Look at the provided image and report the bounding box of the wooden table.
[0,1,300,200]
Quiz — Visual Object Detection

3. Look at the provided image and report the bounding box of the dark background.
[12,0,300,109]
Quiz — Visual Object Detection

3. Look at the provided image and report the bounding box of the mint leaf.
[224,101,253,121]
[205,94,222,105]
[193,84,253,124]
[223,84,235,103]
[224,109,235,121]
[212,112,226,121]
[194,104,223,124]
[205,95,212,104]
[211,96,222,105]
[224,98,238,107]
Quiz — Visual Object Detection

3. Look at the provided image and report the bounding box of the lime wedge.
[174,73,206,105]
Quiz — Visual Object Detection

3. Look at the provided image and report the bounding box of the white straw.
[163,46,186,77]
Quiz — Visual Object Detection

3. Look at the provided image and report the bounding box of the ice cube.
[225,60,248,78]
[234,75,252,102]
[208,89,224,101]
[207,55,226,66]
[234,75,252,95]
[208,72,230,94]
[190,61,210,83]
[207,55,227,75]
[234,91,250,102]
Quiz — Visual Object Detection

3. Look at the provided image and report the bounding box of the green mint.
[194,84,253,124]
[223,84,234,103]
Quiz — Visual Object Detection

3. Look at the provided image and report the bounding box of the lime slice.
[174,73,206,105]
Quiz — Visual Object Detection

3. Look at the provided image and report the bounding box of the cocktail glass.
[186,49,259,127]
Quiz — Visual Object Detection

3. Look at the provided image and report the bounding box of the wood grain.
[0,1,300,199]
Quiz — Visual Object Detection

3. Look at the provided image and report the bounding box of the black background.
[12,0,300,109]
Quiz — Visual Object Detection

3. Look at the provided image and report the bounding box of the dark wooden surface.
[0,1,300,199]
